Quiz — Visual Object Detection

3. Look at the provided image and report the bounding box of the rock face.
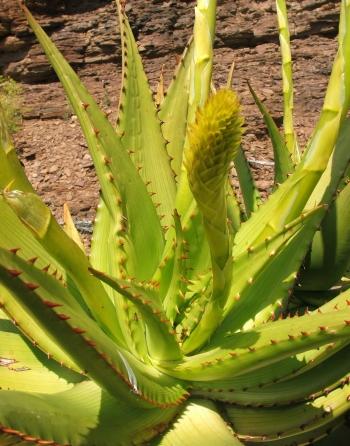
[0,0,341,220]
[0,0,340,121]
[0,1,339,84]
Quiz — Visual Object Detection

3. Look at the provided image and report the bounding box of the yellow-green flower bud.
[185,89,243,253]
[186,89,244,208]
[182,89,244,353]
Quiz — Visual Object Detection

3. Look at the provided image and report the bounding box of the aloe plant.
[0,0,350,445]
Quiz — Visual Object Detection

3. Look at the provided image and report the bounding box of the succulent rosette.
[0,1,349,445]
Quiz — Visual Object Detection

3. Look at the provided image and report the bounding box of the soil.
[0,0,341,228]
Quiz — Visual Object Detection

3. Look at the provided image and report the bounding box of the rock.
[0,35,26,53]
[0,1,339,84]
[49,165,59,173]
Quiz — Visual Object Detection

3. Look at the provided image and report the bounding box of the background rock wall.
[0,0,340,117]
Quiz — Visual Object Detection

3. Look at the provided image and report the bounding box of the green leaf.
[226,182,243,232]
[178,203,211,280]
[225,381,350,444]
[90,267,183,362]
[298,118,350,290]
[302,0,350,166]
[192,344,350,406]
[0,226,81,372]
[215,206,324,337]
[0,135,89,313]
[234,2,350,254]
[0,199,62,276]
[247,82,293,184]
[204,288,350,391]
[0,314,83,393]
[162,309,350,382]
[276,0,299,163]
[0,197,94,357]
[160,211,189,323]
[189,0,217,118]
[234,117,350,259]
[90,198,150,361]
[0,246,188,408]
[175,272,212,343]
[63,203,85,254]
[234,147,260,217]
[0,381,179,446]
[2,190,120,341]
[341,0,350,112]
[152,399,242,446]
[301,180,350,290]
[21,3,164,281]
[315,424,350,446]
[0,103,33,193]
[115,1,176,230]
[199,340,348,394]
[159,40,193,179]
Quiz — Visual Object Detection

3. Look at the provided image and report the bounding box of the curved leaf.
[247,83,293,184]
[0,103,33,193]
[152,399,242,446]
[234,147,261,217]
[215,206,324,338]
[90,267,182,362]
[0,247,188,408]
[192,344,350,406]
[162,309,350,382]
[115,1,176,229]
[276,0,299,163]
[301,180,350,290]
[21,3,164,281]
[226,381,350,444]
[0,314,83,393]
[159,40,193,178]
[0,381,179,446]
[2,190,120,341]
